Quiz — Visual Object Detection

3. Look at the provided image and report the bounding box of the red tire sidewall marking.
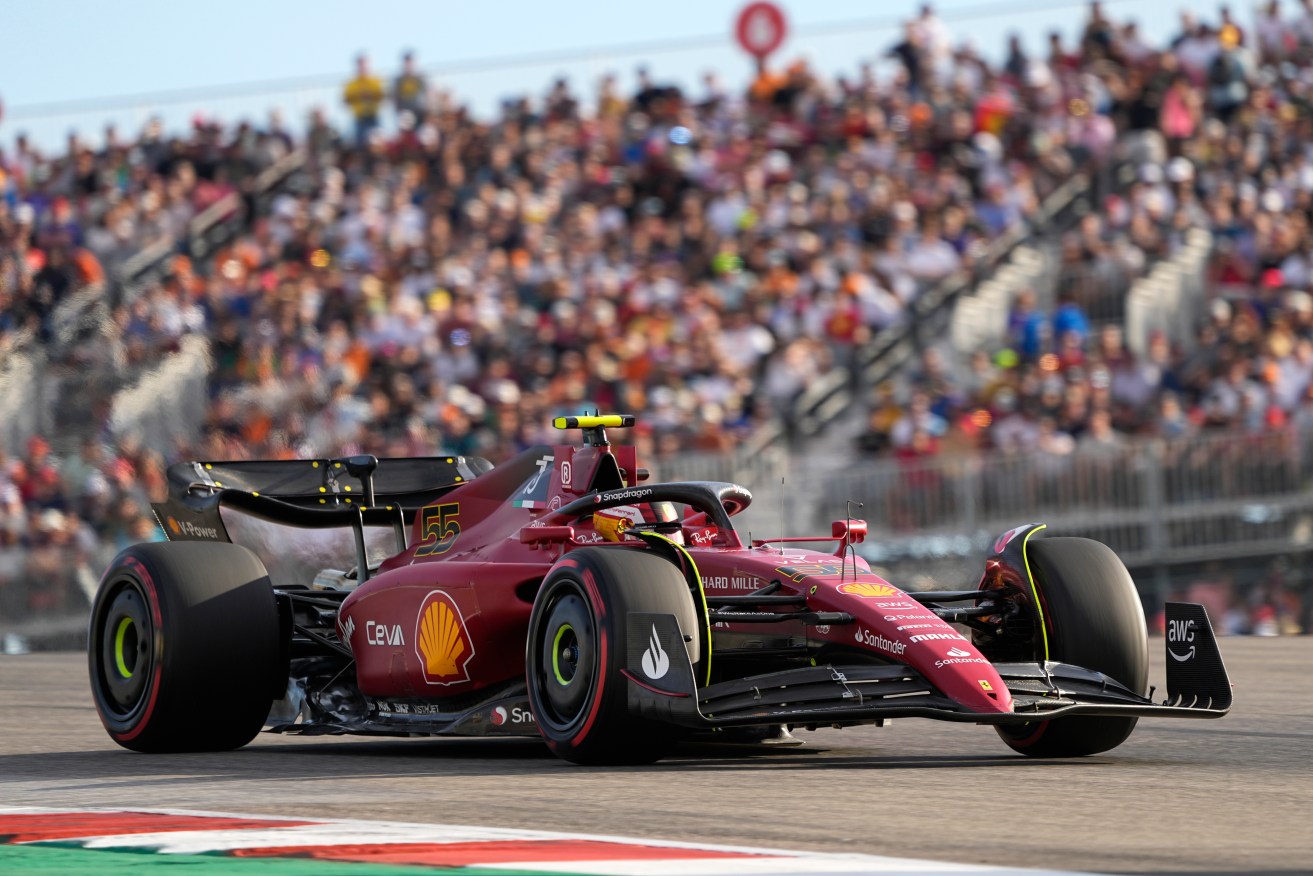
[112,556,164,742]
[1006,720,1049,748]
[570,567,608,747]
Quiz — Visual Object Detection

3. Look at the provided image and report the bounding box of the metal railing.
[108,336,213,452]
[949,242,1059,354]
[787,172,1094,444]
[114,148,307,308]
[1125,228,1212,358]
[824,426,1313,572]
[0,351,42,454]
[1056,255,1135,327]
[0,282,116,453]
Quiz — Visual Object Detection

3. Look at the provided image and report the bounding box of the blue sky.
[2,0,1191,149]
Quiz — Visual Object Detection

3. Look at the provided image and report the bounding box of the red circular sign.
[735,2,788,59]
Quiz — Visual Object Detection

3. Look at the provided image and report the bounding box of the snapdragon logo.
[491,705,536,726]
[599,488,654,504]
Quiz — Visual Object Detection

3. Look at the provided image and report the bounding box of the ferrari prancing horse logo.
[416,590,475,685]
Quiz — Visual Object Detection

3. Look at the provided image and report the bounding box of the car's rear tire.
[997,536,1148,757]
[526,548,700,765]
[88,542,280,753]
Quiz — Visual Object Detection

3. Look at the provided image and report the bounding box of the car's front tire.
[526,548,700,765]
[996,536,1148,757]
[88,542,280,752]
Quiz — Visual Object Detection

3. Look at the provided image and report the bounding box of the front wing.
[627,602,1232,729]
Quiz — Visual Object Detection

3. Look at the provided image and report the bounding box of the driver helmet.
[592,501,679,542]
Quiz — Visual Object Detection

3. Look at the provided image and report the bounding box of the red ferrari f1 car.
[89,415,1231,764]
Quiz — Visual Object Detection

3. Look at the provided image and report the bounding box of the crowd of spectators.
[1,118,294,351]
[843,1,1313,635]
[10,18,1100,480]
[191,29,1092,471]
[858,3,1313,471]
[4,3,1312,638]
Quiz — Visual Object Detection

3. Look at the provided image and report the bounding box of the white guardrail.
[108,336,213,452]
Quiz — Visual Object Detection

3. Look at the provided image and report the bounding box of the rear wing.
[152,454,493,583]
[162,455,492,509]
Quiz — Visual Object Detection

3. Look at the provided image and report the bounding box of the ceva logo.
[366,620,404,646]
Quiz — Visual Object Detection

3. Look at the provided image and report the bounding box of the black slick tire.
[88,541,280,753]
[998,536,1148,757]
[526,547,699,766]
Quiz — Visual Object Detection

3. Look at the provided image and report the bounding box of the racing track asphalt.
[0,638,1309,876]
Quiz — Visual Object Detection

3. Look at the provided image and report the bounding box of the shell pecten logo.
[836,581,902,598]
[415,591,475,685]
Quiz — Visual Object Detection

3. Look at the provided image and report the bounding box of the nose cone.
[912,640,1013,713]
[824,584,1013,713]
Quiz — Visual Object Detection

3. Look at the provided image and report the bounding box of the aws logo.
[837,581,901,599]
[415,590,475,685]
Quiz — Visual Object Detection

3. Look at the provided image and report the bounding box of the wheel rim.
[94,579,153,718]
[552,623,579,685]
[536,583,596,728]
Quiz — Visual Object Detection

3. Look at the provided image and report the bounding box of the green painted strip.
[552,622,574,685]
[114,617,133,679]
[0,845,575,876]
